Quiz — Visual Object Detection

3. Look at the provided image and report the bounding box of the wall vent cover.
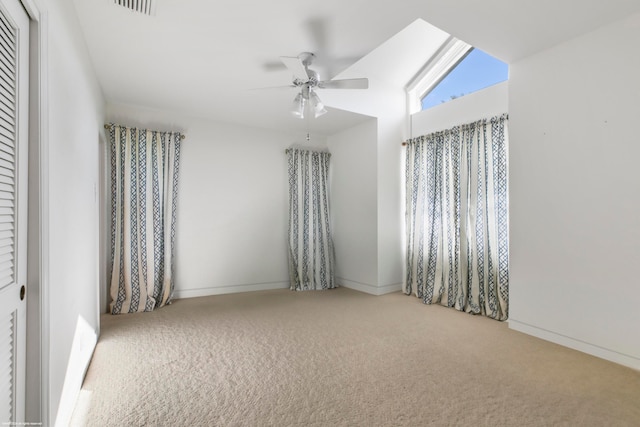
[113,0,156,16]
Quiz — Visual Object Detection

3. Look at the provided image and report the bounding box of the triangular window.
[421,48,508,110]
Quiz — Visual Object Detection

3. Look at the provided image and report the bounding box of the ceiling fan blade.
[306,17,332,76]
[249,85,296,91]
[262,61,287,72]
[280,56,309,81]
[318,78,369,90]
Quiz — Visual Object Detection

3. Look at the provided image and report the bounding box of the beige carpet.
[75,288,640,426]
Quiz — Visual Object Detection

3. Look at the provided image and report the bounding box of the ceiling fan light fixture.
[309,91,327,118]
[291,92,306,119]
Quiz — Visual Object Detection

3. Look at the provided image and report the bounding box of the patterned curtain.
[287,148,336,291]
[404,114,509,320]
[108,124,182,314]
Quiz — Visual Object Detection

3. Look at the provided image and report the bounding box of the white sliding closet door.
[0,0,29,423]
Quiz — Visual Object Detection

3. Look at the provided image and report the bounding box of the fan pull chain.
[306,103,311,142]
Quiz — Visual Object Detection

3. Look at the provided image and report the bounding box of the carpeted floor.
[73,287,640,426]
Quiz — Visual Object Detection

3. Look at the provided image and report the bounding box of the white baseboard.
[378,282,403,295]
[174,279,404,299]
[69,390,92,427]
[508,319,640,371]
[55,317,98,427]
[338,278,402,296]
[173,281,290,299]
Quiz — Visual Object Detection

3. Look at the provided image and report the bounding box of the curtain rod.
[402,113,509,146]
[104,123,186,140]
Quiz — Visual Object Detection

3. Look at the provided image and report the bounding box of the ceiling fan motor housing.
[293,67,320,88]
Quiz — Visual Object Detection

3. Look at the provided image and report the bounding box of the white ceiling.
[72,0,640,135]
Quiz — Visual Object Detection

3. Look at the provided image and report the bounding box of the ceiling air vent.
[113,0,156,16]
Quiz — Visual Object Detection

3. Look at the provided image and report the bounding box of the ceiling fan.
[274,52,368,119]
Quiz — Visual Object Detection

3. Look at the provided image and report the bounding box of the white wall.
[411,82,509,136]
[509,14,640,370]
[375,91,409,292]
[321,79,408,294]
[106,104,321,300]
[45,0,105,424]
[327,119,378,292]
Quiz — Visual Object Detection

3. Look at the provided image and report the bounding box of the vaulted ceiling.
[72,0,640,135]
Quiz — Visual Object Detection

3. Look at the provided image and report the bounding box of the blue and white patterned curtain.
[108,124,182,314]
[287,148,336,291]
[404,114,509,320]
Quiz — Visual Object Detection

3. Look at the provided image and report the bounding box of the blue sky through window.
[421,49,508,110]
